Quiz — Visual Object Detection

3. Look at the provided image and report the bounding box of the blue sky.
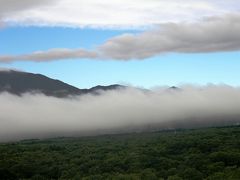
[0,0,240,88]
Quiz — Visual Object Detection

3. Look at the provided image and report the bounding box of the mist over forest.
[1,85,240,141]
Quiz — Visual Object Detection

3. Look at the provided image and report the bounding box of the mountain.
[0,70,124,97]
[88,85,124,93]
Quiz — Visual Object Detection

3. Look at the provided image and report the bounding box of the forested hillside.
[0,126,240,179]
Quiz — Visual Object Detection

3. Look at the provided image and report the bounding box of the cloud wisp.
[0,49,97,63]
[1,13,240,62]
[1,85,240,142]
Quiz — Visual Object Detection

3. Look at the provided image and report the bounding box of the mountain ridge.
[0,70,124,97]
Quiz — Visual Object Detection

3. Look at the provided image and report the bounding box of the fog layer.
[1,85,240,141]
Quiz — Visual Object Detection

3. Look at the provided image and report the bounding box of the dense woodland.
[0,126,240,180]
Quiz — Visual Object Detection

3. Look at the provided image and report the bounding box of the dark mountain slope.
[0,70,124,97]
[88,84,124,94]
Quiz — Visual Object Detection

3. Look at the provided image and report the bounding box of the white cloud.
[0,85,240,141]
[1,13,240,62]
[1,0,240,28]
[0,0,57,23]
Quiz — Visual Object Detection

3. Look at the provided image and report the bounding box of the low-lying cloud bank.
[1,13,240,62]
[0,85,240,142]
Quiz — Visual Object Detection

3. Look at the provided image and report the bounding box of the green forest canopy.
[0,126,240,179]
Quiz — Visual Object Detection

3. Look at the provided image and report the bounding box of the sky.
[0,0,240,88]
